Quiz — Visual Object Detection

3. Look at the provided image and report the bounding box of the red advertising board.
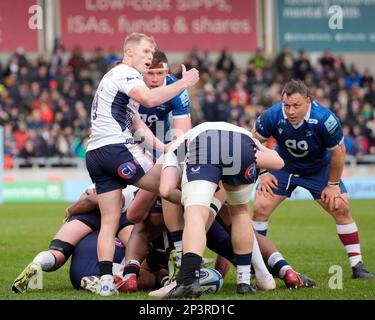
[60,0,258,52]
[0,0,39,52]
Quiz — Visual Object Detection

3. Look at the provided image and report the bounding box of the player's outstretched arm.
[65,192,99,218]
[126,189,158,223]
[132,112,167,153]
[255,148,284,171]
[254,145,283,198]
[251,129,268,144]
[129,65,199,107]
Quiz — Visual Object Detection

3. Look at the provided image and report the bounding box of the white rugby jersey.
[188,121,253,142]
[86,64,146,151]
[162,122,253,170]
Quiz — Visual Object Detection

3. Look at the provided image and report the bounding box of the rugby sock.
[176,252,202,286]
[252,221,268,236]
[206,220,235,261]
[251,233,272,279]
[267,252,291,278]
[236,253,252,285]
[336,223,362,267]
[160,274,170,287]
[170,230,183,251]
[99,260,113,276]
[33,251,56,271]
[170,230,183,265]
[122,259,140,279]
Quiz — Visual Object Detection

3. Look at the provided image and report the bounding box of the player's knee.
[331,202,350,219]
[252,201,272,220]
[159,183,174,202]
[127,206,143,223]
[49,239,75,261]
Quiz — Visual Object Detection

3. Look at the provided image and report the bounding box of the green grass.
[0,200,374,300]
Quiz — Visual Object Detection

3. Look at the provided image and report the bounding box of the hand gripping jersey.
[87,64,146,152]
[255,100,344,175]
[138,74,190,143]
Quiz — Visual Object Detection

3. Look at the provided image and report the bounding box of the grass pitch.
[0,200,374,300]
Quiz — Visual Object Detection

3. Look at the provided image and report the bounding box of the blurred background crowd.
[1,42,375,169]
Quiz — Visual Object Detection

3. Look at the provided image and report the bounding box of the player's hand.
[63,207,70,224]
[252,138,265,151]
[321,185,344,211]
[256,173,278,198]
[181,64,199,88]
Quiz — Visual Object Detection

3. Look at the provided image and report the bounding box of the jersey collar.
[282,102,312,129]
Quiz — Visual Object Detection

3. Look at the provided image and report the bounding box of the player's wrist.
[178,78,189,90]
[327,180,340,187]
[259,169,269,177]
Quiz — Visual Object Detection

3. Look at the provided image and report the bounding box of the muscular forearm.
[132,81,186,108]
[328,144,346,182]
[66,194,98,216]
[133,117,166,153]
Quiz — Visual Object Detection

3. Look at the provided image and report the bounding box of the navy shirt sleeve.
[255,107,276,139]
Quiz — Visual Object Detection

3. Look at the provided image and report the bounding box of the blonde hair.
[123,33,156,51]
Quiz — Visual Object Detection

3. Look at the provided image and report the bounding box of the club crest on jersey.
[118,162,137,179]
[244,163,256,182]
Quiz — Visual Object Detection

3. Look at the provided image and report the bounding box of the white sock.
[237,265,251,285]
[123,260,140,280]
[33,251,56,271]
[170,241,183,267]
[267,252,291,278]
[336,223,362,267]
[174,241,183,254]
[252,221,269,235]
[251,233,272,278]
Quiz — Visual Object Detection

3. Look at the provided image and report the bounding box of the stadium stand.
[1,43,375,169]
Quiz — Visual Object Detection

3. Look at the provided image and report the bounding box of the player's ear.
[126,47,134,57]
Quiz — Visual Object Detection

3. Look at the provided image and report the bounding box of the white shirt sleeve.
[116,66,146,95]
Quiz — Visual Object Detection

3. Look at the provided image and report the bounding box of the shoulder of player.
[166,74,178,84]
[309,100,337,124]
[112,64,143,81]
[260,102,283,121]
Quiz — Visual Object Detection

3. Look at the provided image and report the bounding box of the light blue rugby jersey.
[255,100,344,175]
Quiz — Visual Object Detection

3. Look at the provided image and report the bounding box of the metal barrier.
[345,155,375,166]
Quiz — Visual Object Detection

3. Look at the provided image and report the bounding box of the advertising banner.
[0,0,39,51]
[3,182,64,203]
[277,0,375,52]
[60,0,258,51]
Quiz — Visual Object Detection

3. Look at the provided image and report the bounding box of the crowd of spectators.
[1,42,375,169]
